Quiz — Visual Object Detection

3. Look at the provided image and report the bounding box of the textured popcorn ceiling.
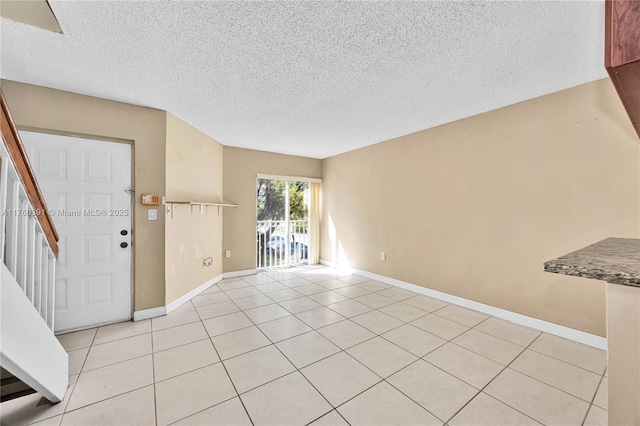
[1,1,607,159]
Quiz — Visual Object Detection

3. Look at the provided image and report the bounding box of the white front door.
[20,131,132,332]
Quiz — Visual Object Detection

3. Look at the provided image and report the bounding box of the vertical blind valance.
[256,173,322,184]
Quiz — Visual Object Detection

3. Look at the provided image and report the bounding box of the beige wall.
[6,77,636,336]
[2,79,167,311]
[165,113,224,304]
[321,78,639,336]
[223,147,322,272]
[607,283,640,426]
[0,0,62,33]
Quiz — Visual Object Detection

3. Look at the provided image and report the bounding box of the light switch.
[148,209,157,221]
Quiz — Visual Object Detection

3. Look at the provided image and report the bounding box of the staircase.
[1,368,36,402]
[0,91,68,403]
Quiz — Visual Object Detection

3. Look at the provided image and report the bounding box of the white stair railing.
[1,143,56,329]
[1,91,67,404]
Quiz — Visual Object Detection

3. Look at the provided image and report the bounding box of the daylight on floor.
[0,1,638,426]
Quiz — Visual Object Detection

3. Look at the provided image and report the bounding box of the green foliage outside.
[257,179,308,221]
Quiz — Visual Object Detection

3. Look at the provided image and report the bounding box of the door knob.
[121,230,128,236]
[120,242,128,248]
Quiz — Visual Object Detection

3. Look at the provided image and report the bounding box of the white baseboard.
[133,306,166,321]
[133,274,224,321]
[166,274,223,314]
[56,316,133,334]
[318,259,607,350]
[319,259,334,267]
[223,269,257,279]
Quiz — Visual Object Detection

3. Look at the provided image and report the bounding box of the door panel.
[20,131,132,332]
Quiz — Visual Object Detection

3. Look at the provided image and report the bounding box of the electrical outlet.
[225,250,231,258]
[380,252,386,261]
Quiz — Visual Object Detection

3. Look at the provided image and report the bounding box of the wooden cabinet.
[605,0,640,138]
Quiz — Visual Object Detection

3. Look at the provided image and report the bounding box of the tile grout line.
[348,307,485,423]
[370,358,444,421]
[304,409,352,426]
[153,360,220,385]
[57,328,99,421]
[150,320,158,426]
[203,305,257,426]
[243,320,337,422]
[193,297,256,426]
[284,269,605,360]
[57,307,528,423]
[164,394,247,426]
[249,267,607,422]
[524,345,607,376]
[505,351,607,398]
[465,318,542,347]
[516,344,604,382]
[89,318,154,345]
[264,329,356,424]
[459,318,605,377]
[441,337,521,372]
[52,267,604,426]
[442,331,547,425]
[56,385,156,422]
[234,272,382,412]
[57,319,155,419]
[581,372,607,426]
[251,286,443,423]
[44,270,295,424]
[76,336,154,373]
[366,288,607,378]
[229,275,463,379]
[306,303,524,424]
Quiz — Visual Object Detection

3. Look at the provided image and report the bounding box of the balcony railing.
[257,220,309,269]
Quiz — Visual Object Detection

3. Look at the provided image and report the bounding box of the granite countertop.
[544,237,640,287]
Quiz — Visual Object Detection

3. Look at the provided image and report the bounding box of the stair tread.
[1,376,22,387]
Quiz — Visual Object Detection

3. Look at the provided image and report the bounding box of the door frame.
[17,125,136,329]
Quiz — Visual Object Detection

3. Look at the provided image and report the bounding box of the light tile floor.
[1,266,608,426]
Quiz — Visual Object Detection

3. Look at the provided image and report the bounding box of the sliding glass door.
[256,178,309,269]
